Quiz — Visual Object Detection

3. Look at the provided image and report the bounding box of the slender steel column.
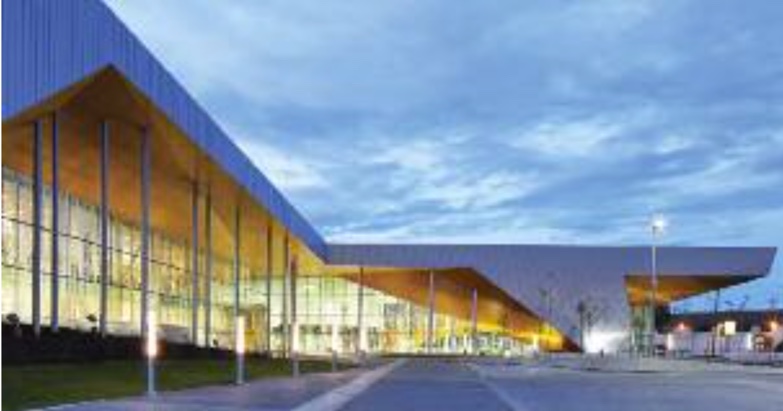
[32,119,44,338]
[204,189,213,346]
[50,112,60,332]
[427,270,435,353]
[99,120,110,337]
[234,206,241,322]
[265,223,273,355]
[282,235,289,357]
[233,205,243,381]
[471,288,478,355]
[140,127,151,339]
[291,256,298,354]
[291,253,299,376]
[357,266,365,354]
[190,181,199,344]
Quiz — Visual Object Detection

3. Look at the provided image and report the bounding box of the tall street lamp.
[649,214,667,356]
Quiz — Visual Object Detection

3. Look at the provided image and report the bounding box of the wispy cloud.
[106,0,783,308]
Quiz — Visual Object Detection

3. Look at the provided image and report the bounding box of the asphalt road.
[482,364,783,411]
[340,359,512,411]
[342,358,783,411]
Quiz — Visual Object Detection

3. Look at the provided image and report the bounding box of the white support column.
[32,119,43,338]
[282,234,290,357]
[471,288,478,355]
[291,254,298,370]
[265,223,273,355]
[140,127,151,339]
[427,270,436,354]
[234,206,241,341]
[50,112,60,332]
[190,181,199,345]
[204,188,213,346]
[99,120,110,337]
[357,266,365,355]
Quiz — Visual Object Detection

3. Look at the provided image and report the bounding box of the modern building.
[2,0,777,355]
[662,309,783,356]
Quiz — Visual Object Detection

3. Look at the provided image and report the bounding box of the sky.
[105,0,783,310]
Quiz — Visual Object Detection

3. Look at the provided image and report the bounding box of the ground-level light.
[292,321,300,377]
[723,321,737,336]
[236,315,245,385]
[146,311,157,397]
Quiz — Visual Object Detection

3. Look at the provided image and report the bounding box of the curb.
[293,358,407,411]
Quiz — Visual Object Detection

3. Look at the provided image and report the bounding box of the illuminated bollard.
[146,312,157,397]
[331,322,339,372]
[236,315,245,385]
[358,324,368,366]
[292,322,300,378]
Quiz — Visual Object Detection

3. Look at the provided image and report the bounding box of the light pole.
[649,214,667,356]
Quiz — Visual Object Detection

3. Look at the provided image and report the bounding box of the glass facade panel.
[1,167,516,355]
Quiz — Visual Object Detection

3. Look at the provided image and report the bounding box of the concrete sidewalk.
[473,355,783,378]
[473,359,783,411]
[339,358,514,411]
[39,366,374,411]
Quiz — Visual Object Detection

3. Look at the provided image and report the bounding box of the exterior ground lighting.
[146,311,157,397]
[236,315,245,385]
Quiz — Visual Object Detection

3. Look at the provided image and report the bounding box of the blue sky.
[106,0,783,310]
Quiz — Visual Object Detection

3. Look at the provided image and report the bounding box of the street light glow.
[651,214,667,236]
[146,311,157,358]
[236,315,245,355]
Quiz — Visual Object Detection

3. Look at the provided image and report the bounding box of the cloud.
[106,0,783,309]
[238,139,329,192]
[510,117,624,157]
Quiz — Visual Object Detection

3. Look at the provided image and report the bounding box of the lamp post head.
[651,214,667,236]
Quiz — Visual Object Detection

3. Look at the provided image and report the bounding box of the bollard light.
[291,321,300,377]
[236,315,245,385]
[146,311,157,397]
[359,324,368,353]
[330,322,339,372]
[331,322,340,353]
[723,321,737,336]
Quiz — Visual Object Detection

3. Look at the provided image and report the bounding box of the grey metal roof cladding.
[2,0,328,258]
[3,1,777,350]
[328,244,776,348]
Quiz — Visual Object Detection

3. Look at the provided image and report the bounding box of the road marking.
[293,358,407,411]
[468,363,530,411]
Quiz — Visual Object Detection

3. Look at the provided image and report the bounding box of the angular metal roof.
[329,244,776,349]
[2,0,328,258]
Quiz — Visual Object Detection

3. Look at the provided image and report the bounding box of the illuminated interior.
[2,67,567,355]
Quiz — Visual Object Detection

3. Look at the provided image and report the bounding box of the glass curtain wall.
[3,167,516,355]
[293,275,474,355]
[1,168,270,351]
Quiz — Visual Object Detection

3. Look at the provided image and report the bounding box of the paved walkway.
[473,360,783,411]
[340,359,512,411]
[44,357,783,411]
[50,368,367,411]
